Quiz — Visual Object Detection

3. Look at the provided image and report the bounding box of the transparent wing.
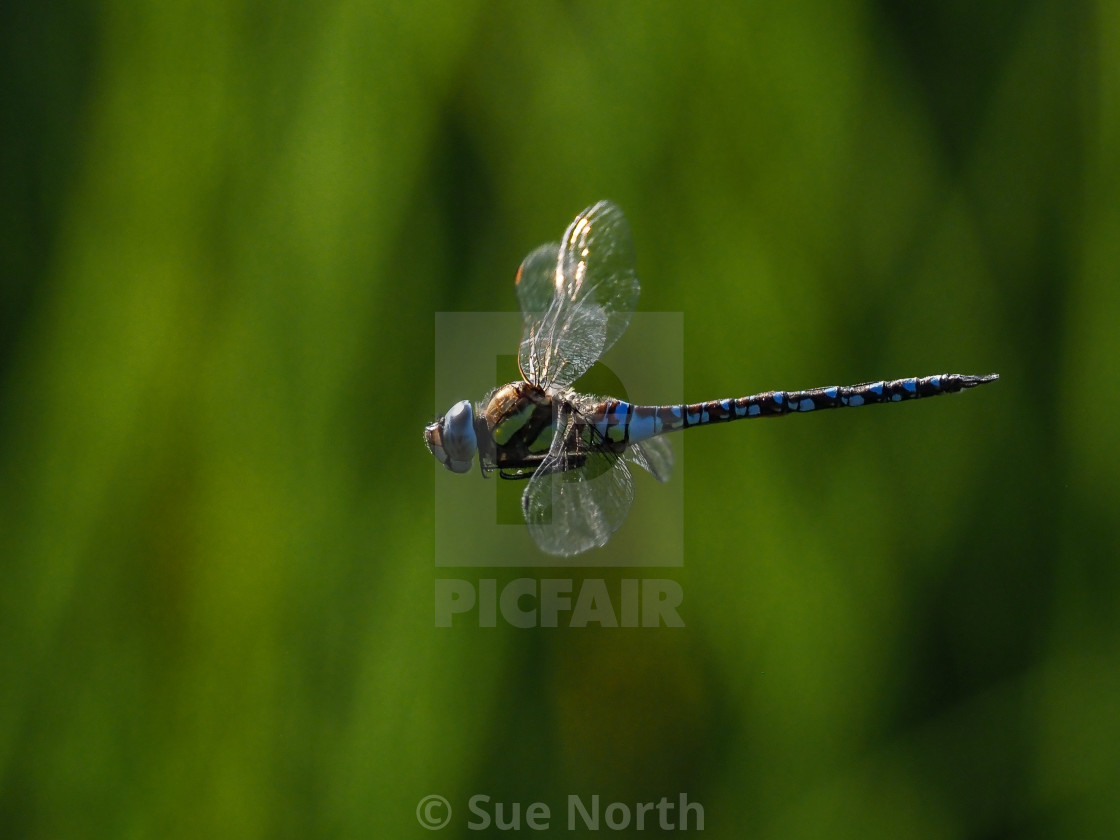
[521,408,635,557]
[515,242,562,330]
[517,201,640,390]
[623,436,673,483]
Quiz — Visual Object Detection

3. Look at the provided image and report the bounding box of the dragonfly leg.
[498,468,536,481]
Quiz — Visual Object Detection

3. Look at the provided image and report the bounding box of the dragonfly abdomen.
[595,373,999,444]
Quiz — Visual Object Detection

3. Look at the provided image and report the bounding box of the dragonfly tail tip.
[963,372,1000,387]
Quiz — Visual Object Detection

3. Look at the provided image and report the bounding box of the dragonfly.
[426,200,998,557]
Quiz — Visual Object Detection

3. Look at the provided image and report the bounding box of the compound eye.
[437,401,476,474]
[425,421,449,466]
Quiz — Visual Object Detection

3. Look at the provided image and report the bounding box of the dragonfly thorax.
[476,381,565,473]
[425,399,478,474]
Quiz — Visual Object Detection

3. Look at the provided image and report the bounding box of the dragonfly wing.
[518,201,640,390]
[515,242,562,331]
[522,409,635,557]
[623,436,673,483]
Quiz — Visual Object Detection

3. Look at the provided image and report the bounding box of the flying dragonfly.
[426,201,998,557]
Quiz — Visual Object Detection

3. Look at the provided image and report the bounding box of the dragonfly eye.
[426,400,476,474]
[425,421,449,464]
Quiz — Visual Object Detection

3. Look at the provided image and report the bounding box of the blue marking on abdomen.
[798,398,815,411]
[628,411,657,442]
[848,394,864,407]
[903,379,917,393]
[824,387,838,399]
[748,404,761,417]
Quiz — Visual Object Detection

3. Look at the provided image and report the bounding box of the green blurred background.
[2,1,1118,837]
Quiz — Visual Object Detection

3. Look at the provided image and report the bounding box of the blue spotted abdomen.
[592,373,999,444]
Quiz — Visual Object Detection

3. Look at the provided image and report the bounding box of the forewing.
[521,411,635,557]
[515,242,562,332]
[623,436,673,483]
[518,201,640,389]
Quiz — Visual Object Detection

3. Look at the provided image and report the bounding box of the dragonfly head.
[425,400,477,474]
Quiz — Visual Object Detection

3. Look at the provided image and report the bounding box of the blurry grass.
[1,1,1118,838]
